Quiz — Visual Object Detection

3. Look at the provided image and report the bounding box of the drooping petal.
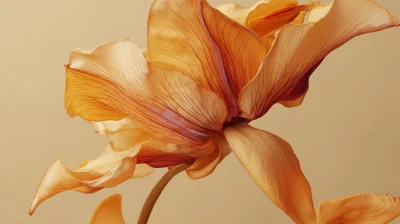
[186,134,231,179]
[239,0,399,119]
[215,0,271,25]
[223,124,315,224]
[316,193,400,224]
[88,194,125,224]
[147,0,237,119]
[66,39,227,147]
[29,144,143,215]
[201,0,266,95]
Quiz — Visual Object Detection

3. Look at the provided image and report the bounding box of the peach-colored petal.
[147,0,237,120]
[239,0,399,119]
[246,0,297,28]
[223,124,315,224]
[317,193,400,224]
[29,144,143,215]
[137,138,216,168]
[88,194,125,224]
[201,0,266,95]
[186,134,231,179]
[216,0,271,25]
[66,39,227,147]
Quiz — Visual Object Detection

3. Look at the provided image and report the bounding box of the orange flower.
[88,193,400,224]
[29,0,399,223]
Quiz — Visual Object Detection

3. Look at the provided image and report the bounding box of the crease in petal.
[239,0,399,119]
[201,0,267,95]
[66,39,227,147]
[147,0,238,120]
[29,143,144,215]
[317,193,400,224]
[223,124,315,224]
[88,194,125,224]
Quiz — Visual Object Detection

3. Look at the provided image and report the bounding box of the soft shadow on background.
[0,0,399,223]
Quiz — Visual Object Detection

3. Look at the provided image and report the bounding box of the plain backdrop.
[0,0,399,223]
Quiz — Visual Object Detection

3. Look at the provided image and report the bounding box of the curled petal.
[239,0,399,119]
[66,39,227,147]
[317,193,400,224]
[29,144,143,215]
[202,0,266,95]
[223,124,315,224]
[88,194,125,224]
[148,0,237,119]
[186,134,231,179]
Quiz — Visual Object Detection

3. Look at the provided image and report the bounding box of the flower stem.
[138,163,192,224]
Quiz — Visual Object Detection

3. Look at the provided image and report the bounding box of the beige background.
[1,0,399,223]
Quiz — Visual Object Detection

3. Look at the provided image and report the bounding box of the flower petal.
[223,124,315,224]
[66,39,227,147]
[238,0,399,119]
[316,193,400,224]
[147,0,237,119]
[186,134,231,179]
[201,0,266,95]
[29,144,143,215]
[88,194,125,224]
[215,0,271,25]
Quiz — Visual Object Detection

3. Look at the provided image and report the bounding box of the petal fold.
[223,124,315,224]
[317,193,400,224]
[29,144,143,215]
[202,0,266,95]
[239,0,399,119]
[88,194,125,224]
[148,0,237,119]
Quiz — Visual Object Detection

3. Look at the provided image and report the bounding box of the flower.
[29,0,399,223]
[88,193,400,224]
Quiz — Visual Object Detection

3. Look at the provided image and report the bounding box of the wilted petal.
[66,39,227,147]
[317,193,400,224]
[29,144,142,215]
[148,0,237,119]
[239,0,399,119]
[224,124,315,224]
[186,134,231,179]
[88,194,125,224]
[216,0,271,25]
[202,0,266,95]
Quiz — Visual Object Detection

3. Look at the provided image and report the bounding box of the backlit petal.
[216,0,271,25]
[317,193,400,224]
[29,144,143,215]
[224,124,315,224]
[66,39,227,147]
[148,0,237,119]
[88,194,125,224]
[186,134,231,179]
[202,0,266,95]
[239,0,399,119]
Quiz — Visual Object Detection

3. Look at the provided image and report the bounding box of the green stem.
[137,163,192,224]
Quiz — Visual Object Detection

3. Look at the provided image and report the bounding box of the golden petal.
[29,144,142,215]
[224,124,315,224]
[66,39,227,147]
[88,194,125,224]
[215,0,271,25]
[317,193,400,224]
[239,0,399,119]
[147,0,238,119]
[201,0,266,95]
